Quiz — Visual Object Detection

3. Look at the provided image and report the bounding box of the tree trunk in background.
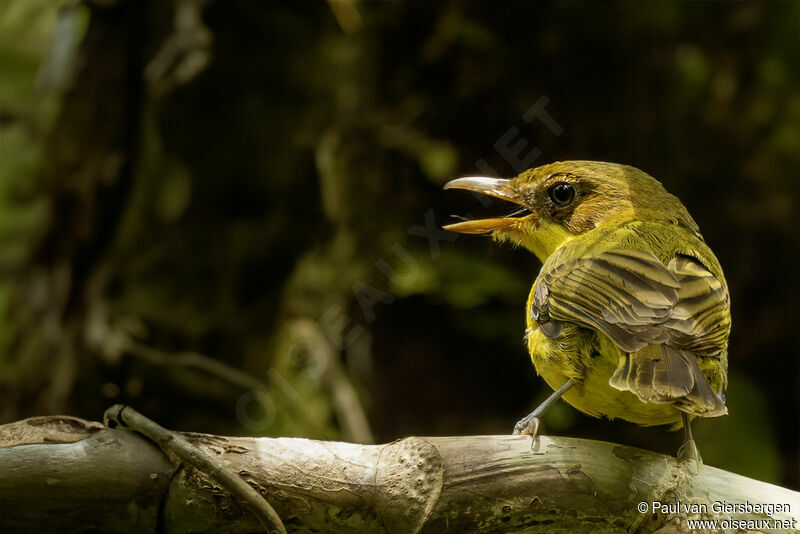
[3,0,147,420]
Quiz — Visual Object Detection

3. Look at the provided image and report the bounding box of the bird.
[443,161,730,462]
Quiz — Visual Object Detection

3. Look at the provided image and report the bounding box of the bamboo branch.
[1,413,798,533]
[103,405,286,534]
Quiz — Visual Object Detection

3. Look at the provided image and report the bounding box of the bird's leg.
[677,412,703,469]
[513,379,575,438]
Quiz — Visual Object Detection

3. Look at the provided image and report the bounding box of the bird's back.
[526,219,730,425]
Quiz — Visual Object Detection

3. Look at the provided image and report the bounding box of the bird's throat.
[496,221,577,263]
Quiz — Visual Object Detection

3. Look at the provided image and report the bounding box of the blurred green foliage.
[0,0,797,489]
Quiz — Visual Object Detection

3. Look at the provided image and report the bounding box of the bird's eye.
[548,182,575,206]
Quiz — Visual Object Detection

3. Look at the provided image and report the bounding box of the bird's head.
[443,161,699,262]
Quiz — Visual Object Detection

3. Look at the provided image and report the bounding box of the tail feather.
[610,344,727,417]
[652,345,693,398]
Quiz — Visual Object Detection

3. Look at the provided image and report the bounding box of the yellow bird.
[444,161,730,461]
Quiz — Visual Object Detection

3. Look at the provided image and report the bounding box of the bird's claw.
[512,414,540,438]
[677,439,703,474]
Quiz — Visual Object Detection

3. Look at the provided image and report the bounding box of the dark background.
[0,0,797,489]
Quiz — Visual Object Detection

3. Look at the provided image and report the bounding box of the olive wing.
[531,249,729,355]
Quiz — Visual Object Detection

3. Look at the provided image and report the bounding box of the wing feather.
[533,249,729,356]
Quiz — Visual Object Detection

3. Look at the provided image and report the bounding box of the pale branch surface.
[103,405,286,534]
[0,415,797,534]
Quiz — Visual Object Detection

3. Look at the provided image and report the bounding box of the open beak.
[442,176,534,234]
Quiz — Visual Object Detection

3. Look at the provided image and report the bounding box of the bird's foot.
[677,439,703,474]
[512,414,540,438]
